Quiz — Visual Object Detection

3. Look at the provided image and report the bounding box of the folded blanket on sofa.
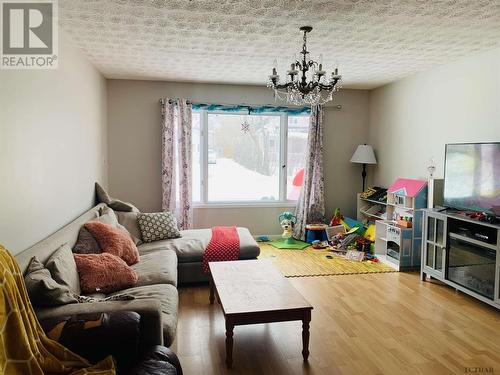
[202,226,240,273]
[0,244,116,374]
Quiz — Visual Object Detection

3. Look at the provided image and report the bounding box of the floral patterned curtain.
[161,98,193,230]
[293,105,326,240]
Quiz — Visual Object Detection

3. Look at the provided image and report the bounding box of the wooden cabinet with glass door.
[421,211,447,280]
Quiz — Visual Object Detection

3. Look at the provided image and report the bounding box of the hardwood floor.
[171,273,500,375]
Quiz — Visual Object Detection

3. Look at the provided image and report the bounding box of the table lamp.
[350,144,377,192]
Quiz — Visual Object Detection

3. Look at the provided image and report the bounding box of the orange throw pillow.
[84,221,139,265]
[74,253,138,294]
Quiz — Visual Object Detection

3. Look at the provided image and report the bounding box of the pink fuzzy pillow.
[74,253,138,294]
[84,221,139,265]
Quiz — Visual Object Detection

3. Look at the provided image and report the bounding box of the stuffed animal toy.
[279,211,297,244]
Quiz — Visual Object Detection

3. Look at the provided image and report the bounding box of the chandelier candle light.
[267,26,342,106]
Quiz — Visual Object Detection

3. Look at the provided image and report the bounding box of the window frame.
[193,109,306,207]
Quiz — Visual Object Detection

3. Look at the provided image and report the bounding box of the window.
[287,116,309,200]
[192,110,309,204]
[192,112,202,202]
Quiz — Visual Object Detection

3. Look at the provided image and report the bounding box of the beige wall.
[369,47,500,187]
[0,33,107,254]
[107,80,369,235]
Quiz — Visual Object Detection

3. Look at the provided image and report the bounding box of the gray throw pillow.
[116,211,142,245]
[99,206,138,242]
[108,199,140,213]
[24,257,78,307]
[95,182,111,204]
[98,205,120,226]
[137,212,181,243]
[46,244,81,295]
[73,227,101,254]
[95,182,139,212]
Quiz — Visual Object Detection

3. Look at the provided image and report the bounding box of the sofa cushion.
[45,243,81,295]
[73,227,101,254]
[15,205,104,275]
[132,251,178,288]
[109,200,140,213]
[116,211,142,245]
[24,257,78,307]
[85,221,140,265]
[109,284,178,346]
[98,205,119,225]
[98,206,138,244]
[75,253,139,294]
[138,238,204,263]
[137,212,180,243]
[138,228,260,263]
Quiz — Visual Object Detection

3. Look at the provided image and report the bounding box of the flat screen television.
[444,142,500,216]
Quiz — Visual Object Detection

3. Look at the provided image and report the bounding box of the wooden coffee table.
[209,259,313,369]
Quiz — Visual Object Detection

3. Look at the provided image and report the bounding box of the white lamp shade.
[350,144,377,164]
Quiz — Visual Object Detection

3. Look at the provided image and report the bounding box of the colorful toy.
[326,225,345,240]
[341,217,366,235]
[355,236,371,253]
[305,223,328,243]
[279,211,297,244]
[363,223,376,242]
[329,208,343,226]
[312,240,329,249]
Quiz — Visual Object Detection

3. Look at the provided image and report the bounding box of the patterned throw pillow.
[137,212,181,243]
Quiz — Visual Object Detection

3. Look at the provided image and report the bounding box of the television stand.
[421,208,500,309]
[442,208,500,225]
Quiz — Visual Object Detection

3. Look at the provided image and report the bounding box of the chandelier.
[267,26,342,106]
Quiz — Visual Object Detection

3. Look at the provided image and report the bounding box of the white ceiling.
[60,0,500,89]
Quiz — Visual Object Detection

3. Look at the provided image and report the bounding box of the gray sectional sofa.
[140,227,261,284]
[15,203,260,348]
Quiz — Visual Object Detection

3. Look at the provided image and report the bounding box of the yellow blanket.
[0,245,116,374]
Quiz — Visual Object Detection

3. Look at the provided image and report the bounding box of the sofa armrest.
[36,299,163,348]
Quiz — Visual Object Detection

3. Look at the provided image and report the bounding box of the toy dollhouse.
[374,178,428,270]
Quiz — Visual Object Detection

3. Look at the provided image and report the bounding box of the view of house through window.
[192,111,309,203]
[287,116,309,200]
[192,112,202,202]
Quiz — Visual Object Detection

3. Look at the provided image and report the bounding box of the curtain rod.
[158,98,294,108]
[159,98,192,105]
[157,98,342,110]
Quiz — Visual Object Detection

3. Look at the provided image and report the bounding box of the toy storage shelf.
[357,194,388,222]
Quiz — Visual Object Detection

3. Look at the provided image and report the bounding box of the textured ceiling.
[60,0,500,89]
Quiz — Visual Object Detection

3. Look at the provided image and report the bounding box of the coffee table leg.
[225,319,234,368]
[302,311,311,361]
[209,277,215,305]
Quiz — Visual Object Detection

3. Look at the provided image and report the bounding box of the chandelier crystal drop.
[267,26,342,107]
